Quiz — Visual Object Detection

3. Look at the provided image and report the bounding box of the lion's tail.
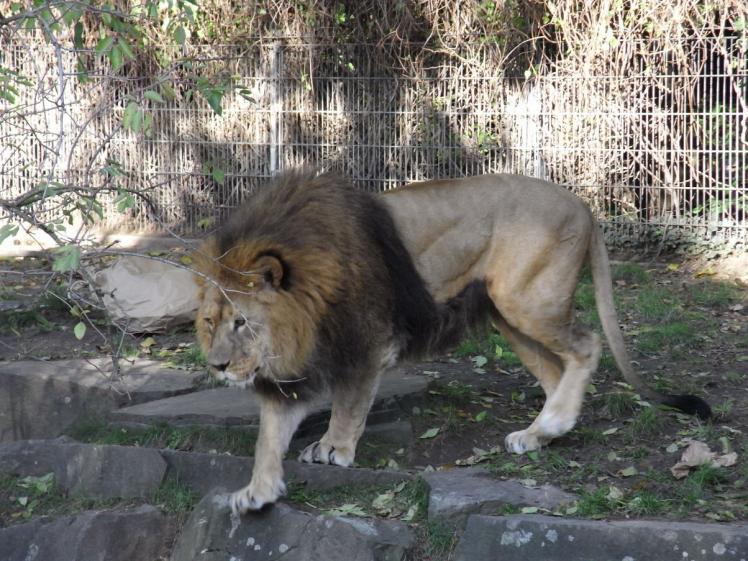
[406,280,494,359]
[589,225,711,419]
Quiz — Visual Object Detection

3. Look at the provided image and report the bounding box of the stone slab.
[111,367,428,430]
[161,448,411,497]
[170,489,414,561]
[0,358,202,442]
[0,505,174,561]
[423,468,576,522]
[453,514,748,561]
[0,438,167,498]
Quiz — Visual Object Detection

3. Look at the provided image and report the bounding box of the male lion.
[194,170,709,515]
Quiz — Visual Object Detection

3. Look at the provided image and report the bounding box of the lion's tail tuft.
[660,394,712,420]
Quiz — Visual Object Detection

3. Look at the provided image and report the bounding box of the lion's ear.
[255,254,285,289]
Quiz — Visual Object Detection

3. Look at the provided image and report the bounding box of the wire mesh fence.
[1,38,746,247]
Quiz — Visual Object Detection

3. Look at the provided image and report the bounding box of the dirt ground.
[1,253,747,522]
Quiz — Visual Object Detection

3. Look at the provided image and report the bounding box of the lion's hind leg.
[299,371,381,467]
[503,323,601,454]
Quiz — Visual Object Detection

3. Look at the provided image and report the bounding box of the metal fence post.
[269,41,284,176]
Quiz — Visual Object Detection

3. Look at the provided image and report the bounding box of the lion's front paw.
[504,429,546,455]
[230,476,286,515]
[298,440,354,466]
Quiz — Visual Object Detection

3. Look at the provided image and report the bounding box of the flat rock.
[0,358,201,442]
[423,468,576,522]
[111,367,428,431]
[453,514,748,561]
[0,505,174,561]
[161,448,411,497]
[170,489,415,561]
[0,438,166,498]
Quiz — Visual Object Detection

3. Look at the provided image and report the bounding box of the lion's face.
[194,248,321,388]
[196,285,276,388]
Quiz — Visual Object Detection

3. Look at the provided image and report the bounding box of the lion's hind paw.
[298,440,354,467]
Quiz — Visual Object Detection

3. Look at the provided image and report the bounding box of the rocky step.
[109,367,429,437]
[0,358,203,442]
[453,514,748,561]
[171,489,414,561]
[0,505,174,561]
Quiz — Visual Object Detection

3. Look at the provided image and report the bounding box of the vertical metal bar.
[269,40,283,176]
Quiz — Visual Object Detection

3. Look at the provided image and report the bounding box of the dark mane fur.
[213,170,491,401]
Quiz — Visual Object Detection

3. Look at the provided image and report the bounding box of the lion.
[194,170,710,515]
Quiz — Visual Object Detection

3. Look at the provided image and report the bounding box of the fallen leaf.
[670,440,738,479]
[418,427,440,439]
[666,263,680,272]
[666,442,679,453]
[607,485,624,500]
[695,267,716,278]
[521,506,539,514]
[602,427,619,435]
[617,466,638,478]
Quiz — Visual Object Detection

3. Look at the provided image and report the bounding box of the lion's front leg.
[232,398,308,515]
[299,371,381,467]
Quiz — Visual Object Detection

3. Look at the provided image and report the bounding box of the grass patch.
[575,486,616,518]
[0,308,55,334]
[626,490,669,516]
[0,473,126,524]
[416,520,459,561]
[68,419,257,456]
[159,343,207,369]
[574,281,599,326]
[633,287,683,322]
[602,392,638,417]
[287,478,427,521]
[688,281,739,308]
[151,476,198,514]
[677,464,727,507]
[634,322,697,354]
[613,263,651,285]
[626,407,663,438]
[454,331,521,368]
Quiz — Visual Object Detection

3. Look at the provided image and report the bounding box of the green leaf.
[118,39,135,60]
[52,245,81,272]
[211,166,225,185]
[95,35,114,56]
[418,427,440,439]
[74,322,86,340]
[325,503,367,517]
[109,45,124,71]
[73,22,85,49]
[144,90,164,103]
[521,506,539,514]
[618,466,638,477]
[114,190,135,212]
[174,25,186,45]
[474,410,488,423]
[0,223,19,244]
[472,355,488,368]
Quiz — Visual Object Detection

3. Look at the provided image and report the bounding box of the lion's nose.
[211,361,230,372]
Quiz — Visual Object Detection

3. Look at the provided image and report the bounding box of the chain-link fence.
[1,38,746,246]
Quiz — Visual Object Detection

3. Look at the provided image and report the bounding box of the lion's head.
[192,172,355,392]
[194,236,344,389]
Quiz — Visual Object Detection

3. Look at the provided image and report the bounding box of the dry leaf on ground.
[670,440,738,479]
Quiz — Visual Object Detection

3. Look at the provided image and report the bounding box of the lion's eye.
[234,318,246,329]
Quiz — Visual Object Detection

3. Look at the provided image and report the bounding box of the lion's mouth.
[215,366,259,389]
